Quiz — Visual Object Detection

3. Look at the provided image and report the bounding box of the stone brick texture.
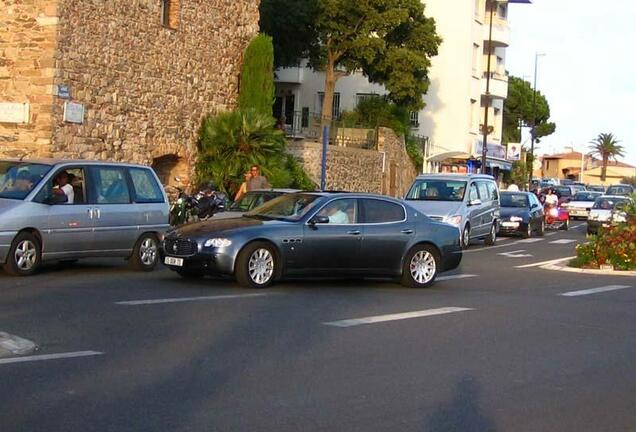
[288,128,419,197]
[1,0,260,186]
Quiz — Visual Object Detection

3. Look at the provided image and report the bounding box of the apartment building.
[274,0,530,175]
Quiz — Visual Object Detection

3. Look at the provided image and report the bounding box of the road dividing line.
[0,351,103,365]
[517,238,544,243]
[560,285,632,297]
[515,256,576,268]
[550,239,578,244]
[116,292,276,306]
[436,274,478,281]
[324,307,474,328]
[498,250,533,258]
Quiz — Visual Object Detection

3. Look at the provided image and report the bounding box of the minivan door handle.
[401,229,414,235]
[347,230,361,236]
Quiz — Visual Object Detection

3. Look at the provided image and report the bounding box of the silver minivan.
[0,159,170,276]
[404,174,500,248]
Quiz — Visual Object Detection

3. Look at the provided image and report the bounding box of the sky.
[506,0,636,166]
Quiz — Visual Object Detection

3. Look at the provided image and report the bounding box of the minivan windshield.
[405,180,467,202]
[0,161,51,200]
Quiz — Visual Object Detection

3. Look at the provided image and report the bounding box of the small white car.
[587,195,634,234]
[562,191,603,219]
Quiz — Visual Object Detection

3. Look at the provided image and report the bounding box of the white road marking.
[116,292,276,306]
[550,239,578,244]
[517,238,544,243]
[545,232,558,236]
[0,351,103,365]
[515,256,576,268]
[560,285,632,297]
[498,250,533,258]
[324,307,474,328]
[436,274,478,281]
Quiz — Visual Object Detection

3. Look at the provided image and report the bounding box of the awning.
[486,158,512,170]
[427,151,472,162]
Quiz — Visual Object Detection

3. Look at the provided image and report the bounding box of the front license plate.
[164,257,184,267]
[501,222,519,227]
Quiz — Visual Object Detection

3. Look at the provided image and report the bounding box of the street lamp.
[528,52,546,188]
[481,0,497,174]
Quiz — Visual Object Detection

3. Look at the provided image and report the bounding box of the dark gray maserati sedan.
[162,193,462,288]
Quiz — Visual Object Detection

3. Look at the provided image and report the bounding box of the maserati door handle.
[347,230,361,235]
[401,229,414,234]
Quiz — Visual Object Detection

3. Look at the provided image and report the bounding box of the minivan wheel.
[130,233,159,272]
[236,242,277,289]
[461,225,471,249]
[401,244,439,288]
[4,232,42,276]
[484,223,497,246]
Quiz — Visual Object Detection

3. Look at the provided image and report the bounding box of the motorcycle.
[194,189,227,220]
[169,187,199,226]
[544,203,569,230]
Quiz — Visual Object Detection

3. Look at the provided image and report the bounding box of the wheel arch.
[235,238,284,280]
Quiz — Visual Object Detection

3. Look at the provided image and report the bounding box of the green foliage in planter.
[574,203,636,270]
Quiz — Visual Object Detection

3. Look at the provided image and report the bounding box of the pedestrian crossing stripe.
[549,239,577,244]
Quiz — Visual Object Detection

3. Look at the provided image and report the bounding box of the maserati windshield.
[244,193,321,221]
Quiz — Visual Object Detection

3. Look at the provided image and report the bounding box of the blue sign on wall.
[57,85,70,99]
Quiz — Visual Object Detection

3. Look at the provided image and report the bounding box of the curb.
[541,262,636,276]
[0,332,37,358]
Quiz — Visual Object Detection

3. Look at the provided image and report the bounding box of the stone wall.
[0,1,59,157]
[288,128,419,196]
[1,0,260,188]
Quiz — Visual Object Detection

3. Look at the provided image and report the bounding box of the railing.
[280,111,378,150]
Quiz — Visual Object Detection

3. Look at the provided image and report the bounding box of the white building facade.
[274,0,530,174]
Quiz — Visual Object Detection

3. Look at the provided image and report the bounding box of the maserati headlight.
[444,215,462,226]
[204,238,232,248]
[510,216,523,222]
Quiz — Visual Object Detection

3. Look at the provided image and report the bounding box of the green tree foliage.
[503,76,556,144]
[589,133,625,182]
[310,0,441,127]
[238,35,275,116]
[259,0,318,68]
[197,110,315,194]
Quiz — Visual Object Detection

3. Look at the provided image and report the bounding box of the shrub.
[238,34,275,116]
[574,202,636,270]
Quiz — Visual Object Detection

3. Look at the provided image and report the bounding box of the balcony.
[483,17,510,47]
[274,66,304,84]
[481,72,509,99]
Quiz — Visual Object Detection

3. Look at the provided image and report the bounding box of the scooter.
[544,203,569,230]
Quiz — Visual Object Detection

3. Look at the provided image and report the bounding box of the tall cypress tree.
[238,34,275,117]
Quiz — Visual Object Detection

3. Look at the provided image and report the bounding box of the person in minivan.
[52,171,74,204]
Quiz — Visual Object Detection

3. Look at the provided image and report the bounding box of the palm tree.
[589,133,625,182]
[197,109,286,193]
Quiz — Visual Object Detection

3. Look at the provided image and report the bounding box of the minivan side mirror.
[468,199,482,207]
[308,215,330,225]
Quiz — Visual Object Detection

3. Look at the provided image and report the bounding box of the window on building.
[470,99,477,131]
[301,107,310,128]
[498,3,507,19]
[355,93,378,106]
[472,44,480,76]
[161,0,180,29]
[474,0,482,19]
[409,111,419,128]
[317,92,341,120]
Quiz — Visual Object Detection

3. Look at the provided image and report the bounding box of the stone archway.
[151,154,191,190]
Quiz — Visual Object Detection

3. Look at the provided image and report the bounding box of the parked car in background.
[0,159,169,276]
[562,191,603,219]
[605,184,634,196]
[213,189,299,220]
[404,174,500,249]
[587,185,606,193]
[162,193,462,288]
[498,192,544,238]
[587,195,634,234]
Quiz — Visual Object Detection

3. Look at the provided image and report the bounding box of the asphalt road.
[1,222,635,432]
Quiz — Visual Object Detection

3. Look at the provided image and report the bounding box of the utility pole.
[481,0,496,174]
[528,52,545,188]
